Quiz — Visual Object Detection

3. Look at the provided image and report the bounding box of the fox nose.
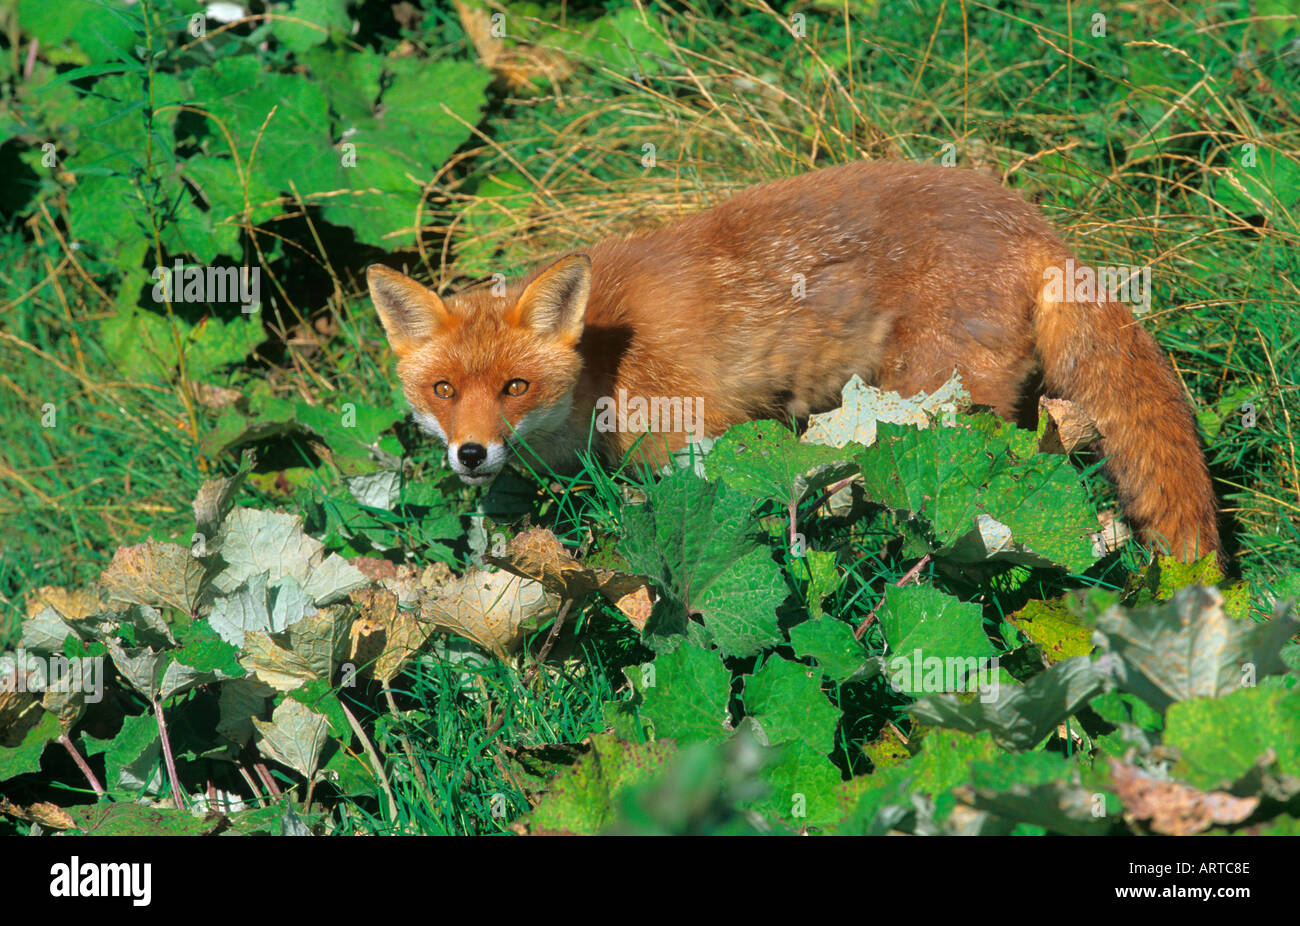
[457,443,487,469]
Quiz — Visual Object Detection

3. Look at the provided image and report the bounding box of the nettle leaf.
[742,656,840,754]
[640,642,733,744]
[211,507,368,608]
[270,0,351,53]
[879,585,996,685]
[748,740,844,830]
[705,419,858,507]
[909,656,1108,750]
[789,617,870,681]
[856,417,1098,571]
[252,697,330,782]
[527,735,678,835]
[1093,585,1297,713]
[619,469,786,657]
[1164,686,1300,795]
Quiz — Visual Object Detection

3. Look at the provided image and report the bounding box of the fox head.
[366,256,590,485]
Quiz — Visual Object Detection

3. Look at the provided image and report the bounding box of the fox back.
[368,161,1219,562]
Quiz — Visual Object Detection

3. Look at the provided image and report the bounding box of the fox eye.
[504,379,529,397]
[433,381,455,399]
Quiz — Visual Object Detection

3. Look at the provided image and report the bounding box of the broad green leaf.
[270,0,351,53]
[640,643,733,744]
[742,656,839,754]
[705,419,857,508]
[748,740,845,830]
[789,617,870,681]
[0,711,59,783]
[878,585,996,688]
[619,469,786,657]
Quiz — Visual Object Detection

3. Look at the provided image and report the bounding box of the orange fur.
[368,161,1220,562]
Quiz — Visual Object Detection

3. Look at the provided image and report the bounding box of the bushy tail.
[1033,255,1220,563]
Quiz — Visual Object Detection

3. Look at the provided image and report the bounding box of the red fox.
[367,161,1220,563]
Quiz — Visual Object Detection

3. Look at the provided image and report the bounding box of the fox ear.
[507,254,590,343]
[366,265,455,358]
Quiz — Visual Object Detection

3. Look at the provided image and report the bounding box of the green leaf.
[789,617,870,681]
[0,711,59,783]
[528,734,678,835]
[69,802,222,836]
[1214,146,1300,221]
[640,643,733,744]
[1005,597,1095,664]
[1165,686,1300,793]
[857,417,1098,571]
[748,740,845,830]
[83,711,161,793]
[742,656,839,754]
[173,617,245,677]
[619,469,786,657]
[706,419,858,508]
[879,584,996,678]
[270,0,351,53]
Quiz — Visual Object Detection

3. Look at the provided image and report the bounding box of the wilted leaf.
[803,372,971,449]
[524,734,677,835]
[211,507,368,607]
[192,466,249,538]
[252,698,330,782]
[100,541,208,614]
[486,528,653,629]
[421,569,557,659]
[25,586,104,622]
[909,655,1108,750]
[240,631,321,692]
[1006,597,1094,664]
[1093,585,1297,712]
[1108,759,1258,835]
